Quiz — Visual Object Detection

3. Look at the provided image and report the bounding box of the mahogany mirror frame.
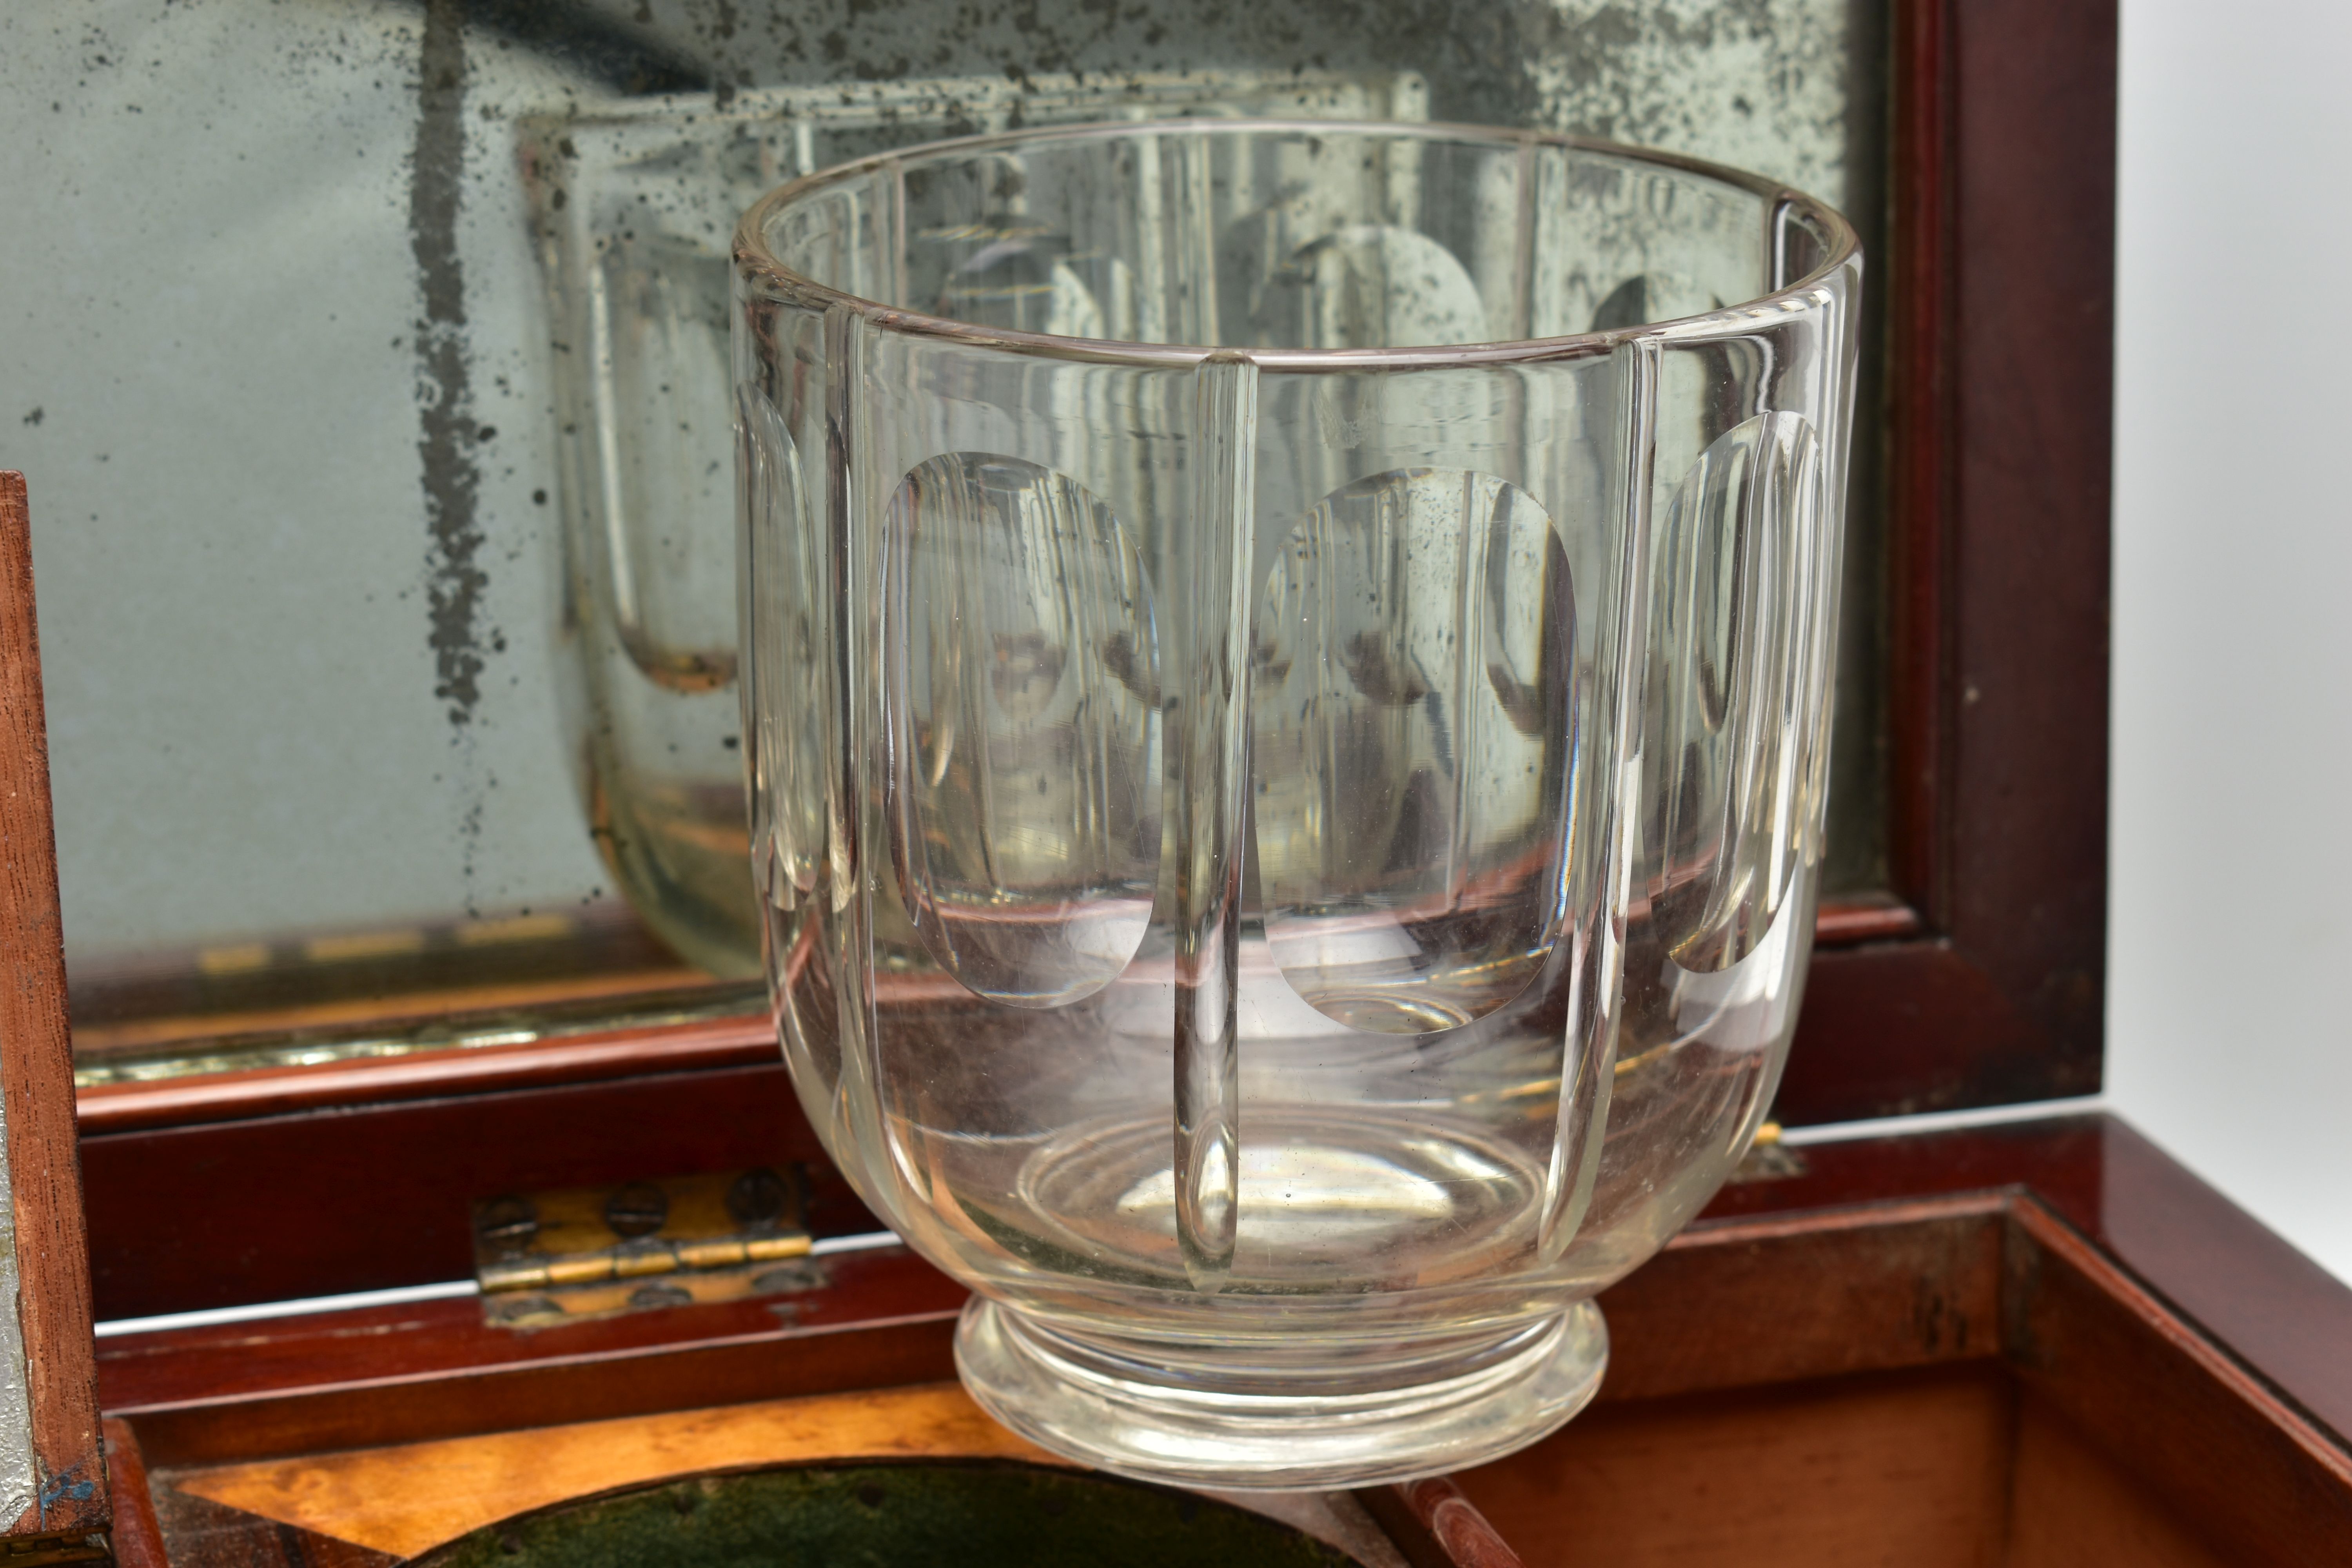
[0,472,107,1554]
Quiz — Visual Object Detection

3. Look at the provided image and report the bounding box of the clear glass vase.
[733,120,1859,1488]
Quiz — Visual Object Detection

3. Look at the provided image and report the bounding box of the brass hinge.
[472,1166,819,1328]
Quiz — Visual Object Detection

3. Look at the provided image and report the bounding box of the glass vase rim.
[732,115,1861,372]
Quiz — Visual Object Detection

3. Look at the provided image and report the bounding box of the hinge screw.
[628,1281,693,1311]
[477,1195,538,1255]
[727,1167,792,1227]
[604,1180,670,1238]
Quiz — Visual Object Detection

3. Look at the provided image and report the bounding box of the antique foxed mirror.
[0,3,1887,1102]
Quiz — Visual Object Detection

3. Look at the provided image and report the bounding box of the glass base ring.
[954,1296,1609,1491]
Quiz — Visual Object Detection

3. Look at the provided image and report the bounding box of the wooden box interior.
[85,1116,2352,1566]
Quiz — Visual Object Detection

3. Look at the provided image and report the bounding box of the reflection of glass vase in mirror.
[521,73,1428,977]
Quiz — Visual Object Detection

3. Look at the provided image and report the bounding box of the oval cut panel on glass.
[1253,468,1578,1035]
[883,454,1162,1009]
[1646,411,1828,975]
[736,383,830,915]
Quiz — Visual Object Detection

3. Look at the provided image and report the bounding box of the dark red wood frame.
[39,0,2122,1328]
[0,474,108,1544]
[1784,0,2113,1123]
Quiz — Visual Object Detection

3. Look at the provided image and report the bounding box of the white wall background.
[2110,0,2352,1285]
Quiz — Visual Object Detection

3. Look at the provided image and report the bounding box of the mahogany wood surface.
[2004,1395,2234,1568]
[1702,1116,2352,1447]
[1886,0,1956,908]
[2085,1118,2352,1448]
[108,1247,963,1470]
[101,1420,166,1568]
[1361,1478,1524,1568]
[93,1117,2352,1465]
[1595,1194,2005,1403]
[80,1109,2352,1563]
[93,1243,944,1428]
[148,1486,397,1568]
[1777,0,2114,1123]
[1771,940,2057,1125]
[1457,1201,2348,1565]
[2003,1199,2352,1566]
[1455,1365,2015,1568]
[88,1093,2345,1491]
[93,1120,2352,1519]
[0,474,107,1540]
[86,1114,2352,1565]
[73,1014,777,1137]
[1455,1365,2269,1568]
[1942,0,2114,1060]
[77,1191,1928,1429]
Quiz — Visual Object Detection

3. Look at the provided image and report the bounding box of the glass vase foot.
[954,1296,1609,1490]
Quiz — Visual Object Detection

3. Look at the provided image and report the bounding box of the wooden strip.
[2087,1117,2352,1449]
[1789,0,2115,1121]
[1780,940,2093,1122]
[1885,0,1958,919]
[1700,1113,2107,1227]
[0,474,106,1537]
[148,1486,397,1568]
[1943,0,2114,1067]
[106,1252,965,1470]
[1699,1114,2352,1451]
[1359,1478,1524,1568]
[1452,1365,2013,1568]
[99,1419,165,1568]
[70,967,713,1060]
[167,1380,1058,1559]
[2004,1197,2352,1566]
[123,1312,964,1478]
[1599,1194,2006,1403]
[1811,896,1924,947]
[2005,1394,2232,1568]
[95,1245,944,1421]
[75,1014,776,1136]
